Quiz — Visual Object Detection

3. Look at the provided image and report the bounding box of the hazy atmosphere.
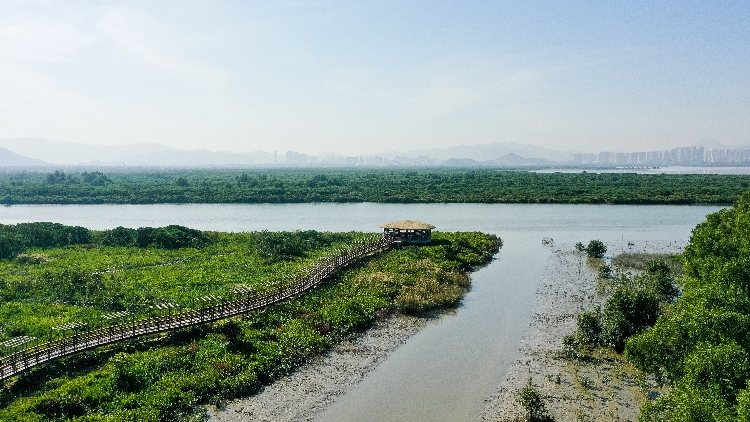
[1,1,748,156]
[4,4,750,421]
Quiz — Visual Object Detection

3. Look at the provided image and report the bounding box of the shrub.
[576,309,602,346]
[252,230,329,261]
[586,239,607,258]
[105,225,210,249]
[0,223,91,259]
[602,288,660,352]
[31,394,87,419]
[136,227,155,247]
[683,341,750,403]
[81,171,112,186]
[151,225,210,249]
[16,253,49,264]
[518,378,549,421]
[102,226,137,247]
[642,260,679,302]
[562,334,579,358]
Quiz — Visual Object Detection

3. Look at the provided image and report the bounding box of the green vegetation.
[518,378,551,422]
[0,223,212,260]
[612,252,683,275]
[0,224,500,421]
[571,256,678,354]
[0,169,747,204]
[569,189,750,420]
[586,239,607,259]
[624,190,750,421]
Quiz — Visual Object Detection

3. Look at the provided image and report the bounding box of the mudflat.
[482,241,683,422]
[207,240,682,422]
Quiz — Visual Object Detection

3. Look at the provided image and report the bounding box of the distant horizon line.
[2,136,749,158]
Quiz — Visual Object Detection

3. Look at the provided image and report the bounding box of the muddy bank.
[208,240,683,422]
[206,315,430,422]
[481,241,684,422]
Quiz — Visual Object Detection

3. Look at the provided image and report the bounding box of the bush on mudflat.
[586,239,606,259]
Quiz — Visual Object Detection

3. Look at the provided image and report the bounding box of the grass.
[0,230,500,421]
[563,345,667,416]
[0,231,370,344]
[611,252,683,274]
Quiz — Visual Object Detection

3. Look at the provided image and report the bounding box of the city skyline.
[3,137,750,167]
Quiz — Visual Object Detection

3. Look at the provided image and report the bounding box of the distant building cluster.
[571,146,750,165]
[283,151,435,167]
[704,148,750,164]
[285,150,317,165]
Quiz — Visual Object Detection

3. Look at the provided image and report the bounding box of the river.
[0,203,723,421]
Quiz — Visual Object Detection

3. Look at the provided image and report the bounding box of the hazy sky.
[0,1,748,155]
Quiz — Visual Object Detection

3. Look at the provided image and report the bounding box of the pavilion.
[380,220,435,244]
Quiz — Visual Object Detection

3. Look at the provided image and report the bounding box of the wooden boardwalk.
[0,237,393,382]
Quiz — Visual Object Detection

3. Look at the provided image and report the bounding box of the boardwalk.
[0,237,393,382]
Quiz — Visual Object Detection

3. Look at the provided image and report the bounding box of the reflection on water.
[0,203,723,421]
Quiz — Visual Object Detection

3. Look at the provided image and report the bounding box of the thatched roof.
[379,220,436,230]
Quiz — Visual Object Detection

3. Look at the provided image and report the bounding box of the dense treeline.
[0,222,212,259]
[0,169,747,204]
[622,190,750,420]
[0,223,91,260]
[0,231,500,421]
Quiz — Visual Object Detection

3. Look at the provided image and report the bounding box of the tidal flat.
[208,240,682,422]
[482,241,683,421]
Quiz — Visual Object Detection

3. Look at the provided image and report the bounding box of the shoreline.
[206,240,684,422]
[481,240,684,421]
[206,314,433,421]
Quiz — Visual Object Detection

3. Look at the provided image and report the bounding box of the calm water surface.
[0,203,723,421]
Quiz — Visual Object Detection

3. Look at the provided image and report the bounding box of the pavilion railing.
[0,236,393,382]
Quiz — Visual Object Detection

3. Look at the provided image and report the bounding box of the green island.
[1,169,748,204]
[0,222,500,421]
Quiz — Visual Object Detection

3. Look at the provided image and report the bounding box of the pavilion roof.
[379,220,436,230]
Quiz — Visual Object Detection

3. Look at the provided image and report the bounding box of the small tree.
[586,239,606,258]
[642,260,678,302]
[575,242,585,252]
[576,309,602,346]
[518,378,548,421]
[602,288,660,352]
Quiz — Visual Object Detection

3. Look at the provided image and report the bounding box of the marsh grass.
[0,231,368,344]
[611,253,682,274]
[0,230,500,421]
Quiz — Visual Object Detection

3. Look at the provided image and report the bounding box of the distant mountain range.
[6,137,745,169]
[0,138,274,167]
[0,146,49,166]
[443,153,551,167]
[0,138,571,168]
[377,142,573,162]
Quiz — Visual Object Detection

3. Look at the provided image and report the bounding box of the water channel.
[0,203,723,421]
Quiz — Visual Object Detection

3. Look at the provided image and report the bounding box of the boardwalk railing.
[0,237,393,382]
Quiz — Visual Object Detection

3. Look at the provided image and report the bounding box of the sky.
[0,1,748,156]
